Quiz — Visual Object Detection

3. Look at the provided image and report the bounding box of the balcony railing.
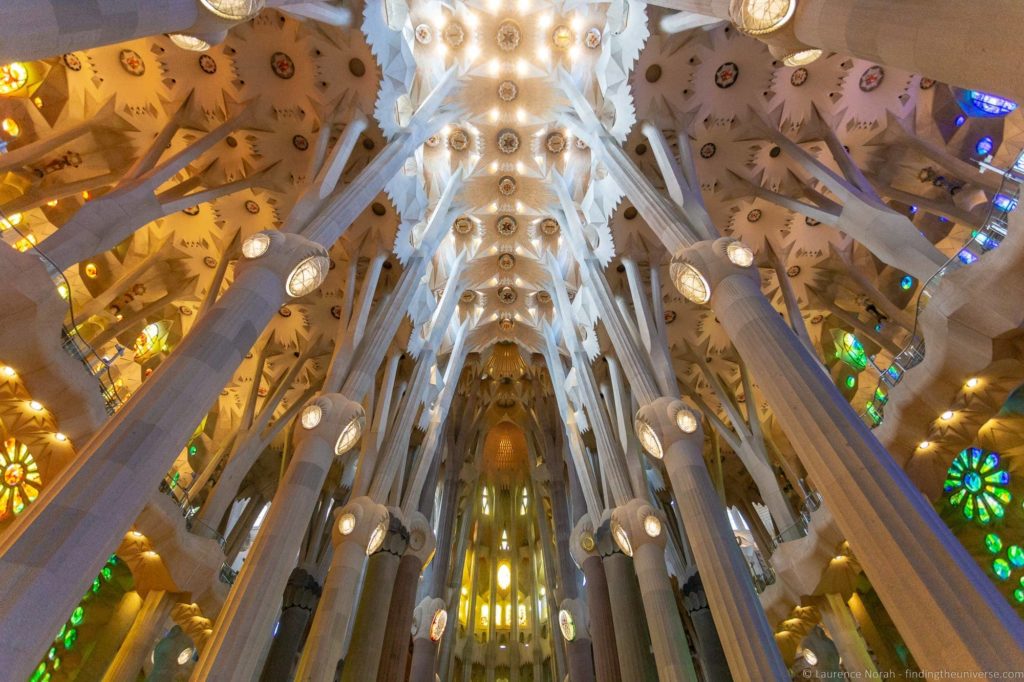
[859,150,1024,428]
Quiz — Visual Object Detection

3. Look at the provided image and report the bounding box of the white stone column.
[408,597,446,681]
[671,237,1024,673]
[636,397,789,680]
[0,231,327,681]
[101,589,174,682]
[610,499,698,682]
[191,394,364,681]
[293,497,390,682]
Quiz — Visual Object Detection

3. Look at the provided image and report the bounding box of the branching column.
[191,394,364,681]
[672,239,1024,673]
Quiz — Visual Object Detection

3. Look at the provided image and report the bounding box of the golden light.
[54,433,67,442]
[1,366,15,378]
[84,262,98,279]
[0,62,29,95]
[0,212,22,230]
[28,401,43,412]
[366,517,388,555]
[46,199,58,207]
[940,410,955,421]
[918,441,931,450]
[643,515,662,538]
[335,416,363,455]
[300,404,323,429]
[338,512,356,535]
[782,49,823,67]
[612,521,633,556]
[635,419,663,459]
[965,377,980,389]
[497,562,511,591]
[1,117,19,137]
[675,408,698,434]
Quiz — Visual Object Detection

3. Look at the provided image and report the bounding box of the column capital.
[610,498,668,553]
[404,510,437,568]
[556,597,590,644]
[634,396,704,460]
[294,393,365,455]
[569,516,600,567]
[411,596,447,643]
[236,230,331,299]
[331,496,390,552]
[670,237,758,306]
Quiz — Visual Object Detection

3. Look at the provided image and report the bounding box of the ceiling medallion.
[746,208,762,223]
[331,305,342,319]
[425,135,441,148]
[810,314,823,324]
[497,80,518,102]
[497,21,522,52]
[498,253,516,271]
[536,290,551,304]
[460,290,477,303]
[62,53,83,72]
[497,215,517,236]
[244,200,261,214]
[552,25,573,50]
[584,27,602,49]
[453,215,474,234]
[119,49,146,76]
[498,314,515,331]
[442,22,465,48]
[498,176,517,196]
[448,128,469,152]
[203,256,218,268]
[920,77,936,90]
[699,142,717,159]
[859,65,885,92]
[415,24,433,45]
[199,54,217,74]
[271,52,296,79]
[790,67,808,87]
[179,305,193,316]
[498,286,518,304]
[278,306,292,318]
[664,310,677,323]
[805,216,821,226]
[787,265,801,277]
[497,129,520,154]
[546,132,566,154]
[574,137,588,150]
[182,205,200,216]
[714,62,739,89]
[539,217,560,235]
[292,134,309,151]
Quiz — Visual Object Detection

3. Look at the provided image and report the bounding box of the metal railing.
[158,475,227,549]
[771,490,824,547]
[859,152,1024,428]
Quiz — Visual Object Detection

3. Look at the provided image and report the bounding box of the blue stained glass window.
[994,194,1018,213]
[968,91,1017,117]
[976,136,994,155]
[955,115,966,127]
[900,276,914,290]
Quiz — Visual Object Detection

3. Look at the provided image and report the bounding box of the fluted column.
[672,238,1024,673]
[575,549,620,682]
[409,596,447,681]
[0,231,327,680]
[101,589,174,682]
[595,520,658,682]
[681,573,732,682]
[610,500,697,682]
[191,394,365,681]
[259,568,321,682]
[340,511,409,682]
[294,497,390,682]
[378,512,437,682]
[817,593,879,677]
[637,397,788,680]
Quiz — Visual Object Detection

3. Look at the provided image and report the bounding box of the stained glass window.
[944,447,1011,524]
[0,438,41,519]
[976,136,995,155]
[834,332,867,371]
[967,91,1017,117]
[0,63,28,95]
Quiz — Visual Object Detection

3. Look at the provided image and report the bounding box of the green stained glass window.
[986,534,1003,554]
[55,624,65,642]
[944,447,1011,524]
[874,387,888,404]
[101,566,112,581]
[30,663,46,682]
[188,444,198,457]
[91,578,101,593]
[1009,546,1024,568]
[70,606,84,626]
[47,646,56,661]
[1015,589,1024,604]
[844,376,856,389]
[834,332,868,371]
[63,627,77,650]
[993,558,1011,580]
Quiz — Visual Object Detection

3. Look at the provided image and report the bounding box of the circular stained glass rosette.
[0,438,41,519]
[944,447,1011,524]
